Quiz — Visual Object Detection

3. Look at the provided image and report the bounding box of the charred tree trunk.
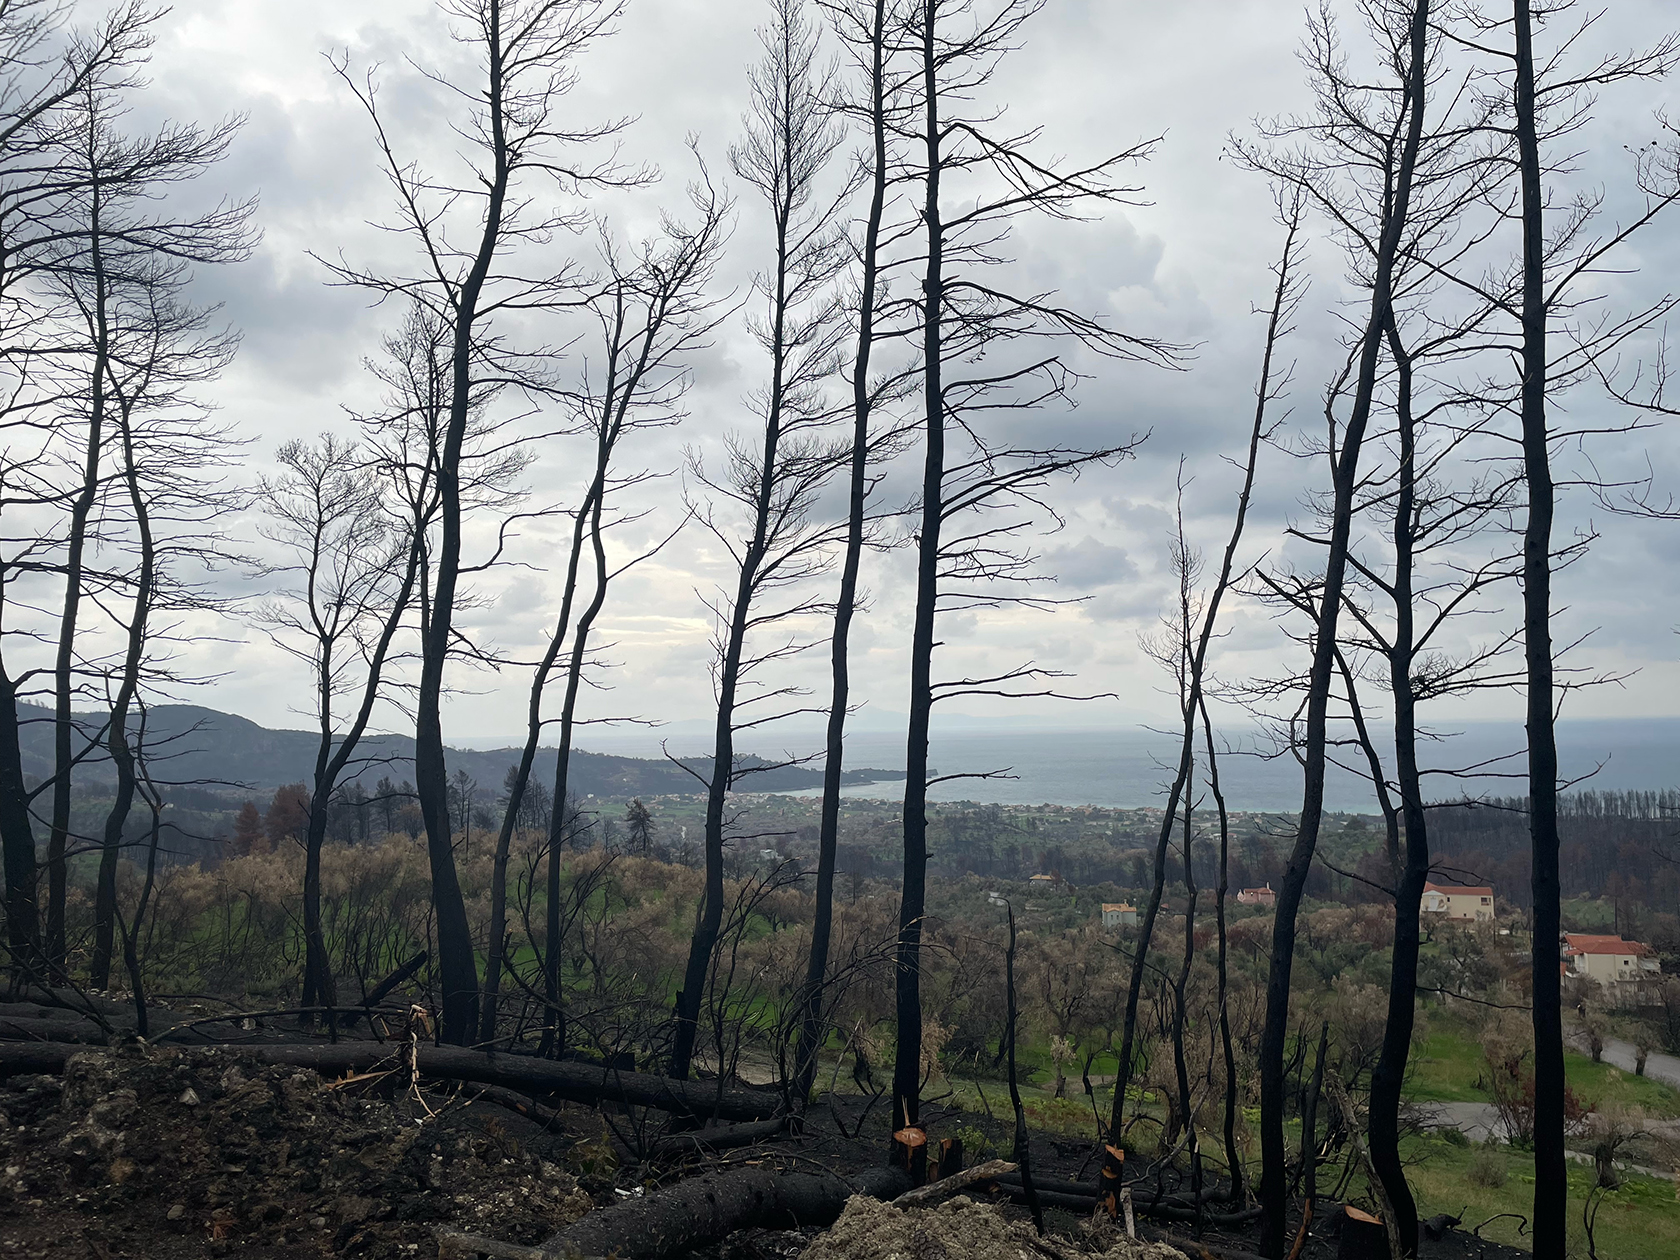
[671,556,755,1080]
[1172,790,1203,1234]
[1513,5,1564,1253]
[795,0,890,1112]
[0,660,40,968]
[1257,7,1429,1252]
[484,473,598,1044]
[1202,698,1243,1204]
[1366,316,1427,1257]
[411,6,521,1047]
[1005,903,1042,1233]
[894,0,944,1158]
[672,2,833,1079]
[536,1163,910,1260]
[1104,194,1303,1203]
[301,528,421,1021]
[47,198,110,971]
[119,767,163,1037]
[542,490,611,1057]
[91,375,157,991]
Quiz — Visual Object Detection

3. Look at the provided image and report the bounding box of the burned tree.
[480,186,728,1046]
[892,0,1180,1169]
[256,434,421,1017]
[1229,3,1435,1248]
[1455,5,1680,1251]
[327,0,639,1043]
[670,0,850,1081]
[34,78,253,990]
[1105,194,1304,1211]
[794,0,915,1109]
[0,1,229,971]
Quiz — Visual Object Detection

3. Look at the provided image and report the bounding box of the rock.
[167,1203,186,1221]
[179,1087,200,1107]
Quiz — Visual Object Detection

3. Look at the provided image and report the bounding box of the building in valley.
[1563,933,1661,987]
[1101,902,1137,929]
[1236,884,1276,909]
[1420,881,1495,922]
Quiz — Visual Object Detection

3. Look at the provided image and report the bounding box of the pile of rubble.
[800,1195,1189,1260]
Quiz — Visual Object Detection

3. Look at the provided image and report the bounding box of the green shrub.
[1468,1142,1508,1189]
[952,1125,995,1160]
[1439,1126,1470,1148]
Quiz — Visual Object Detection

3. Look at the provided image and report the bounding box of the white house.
[1101,902,1138,929]
[1420,881,1494,922]
[1563,934,1661,986]
[1236,884,1276,908]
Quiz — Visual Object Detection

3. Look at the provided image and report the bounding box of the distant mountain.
[15,704,905,799]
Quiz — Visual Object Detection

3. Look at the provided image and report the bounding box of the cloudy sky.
[103,0,1680,755]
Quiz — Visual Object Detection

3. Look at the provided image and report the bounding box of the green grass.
[1406,1025,1680,1119]
[1407,1028,1487,1103]
[1406,1132,1680,1259]
[1568,1053,1680,1119]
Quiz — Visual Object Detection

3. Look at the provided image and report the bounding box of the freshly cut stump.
[798,1195,1189,1260]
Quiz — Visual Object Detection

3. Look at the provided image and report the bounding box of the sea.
[572,717,1680,814]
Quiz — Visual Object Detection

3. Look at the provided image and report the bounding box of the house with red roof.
[1563,933,1661,987]
[1420,881,1494,922]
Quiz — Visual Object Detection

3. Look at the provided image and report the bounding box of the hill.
[15,703,905,799]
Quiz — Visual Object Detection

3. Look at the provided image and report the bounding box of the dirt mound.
[798,1195,1187,1260]
[0,1044,591,1258]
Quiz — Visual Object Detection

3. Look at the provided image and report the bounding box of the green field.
[1407,1026,1680,1119]
[1407,1133,1680,1260]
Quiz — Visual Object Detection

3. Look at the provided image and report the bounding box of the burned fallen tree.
[0,1039,779,1121]
[535,1163,911,1260]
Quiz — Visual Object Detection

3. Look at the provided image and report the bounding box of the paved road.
[1418,1099,1503,1143]
[1590,1035,1680,1090]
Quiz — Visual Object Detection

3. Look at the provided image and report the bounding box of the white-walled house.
[1420,881,1495,922]
[1236,884,1276,908]
[1101,902,1137,929]
[1563,933,1661,987]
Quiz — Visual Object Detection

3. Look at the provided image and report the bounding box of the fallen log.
[0,1015,122,1044]
[984,1179,1262,1229]
[537,1164,911,1260]
[0,984,135,1023]
[995,1184,1102,1214]
[463,1083,567,1132]
[994,1172,1231,1210]
[0,1041,780,1121]
[0,1042,92,1076]
[891,1159,1016,1208]
[649,1117,786,1159]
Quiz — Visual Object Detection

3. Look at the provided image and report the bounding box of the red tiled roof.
[1563,934,1651,957]
[1424,881,1493,897]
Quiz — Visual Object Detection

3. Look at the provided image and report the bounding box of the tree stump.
[1337,1205,1390,1259]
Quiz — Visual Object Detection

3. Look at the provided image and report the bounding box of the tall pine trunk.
[893,0,944,1160]
[541,490,610,1057]
[1256,7,1430,1251]
[1367,316,1428,1257]
[483,473,598,1043]
[795,0,890,1110]
[1513,5,1564,1253]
